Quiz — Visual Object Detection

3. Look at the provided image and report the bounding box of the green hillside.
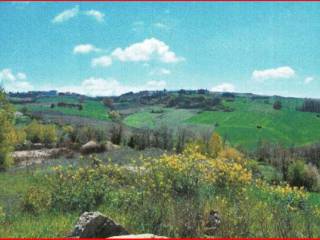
[15,96,109,121]
[124,97,320,149]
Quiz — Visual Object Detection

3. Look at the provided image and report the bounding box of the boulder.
[105,141,120,151]
[80,141,104,154]
[71,212,129,238]
[204,210,221,235]
[109,234,167,238]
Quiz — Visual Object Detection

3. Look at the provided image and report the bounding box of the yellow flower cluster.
[257,180,307,200]
[255,179,308,211]
[147,142,252,187]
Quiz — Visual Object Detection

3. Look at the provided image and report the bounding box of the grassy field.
[15,96,109,121]
[123,97,320,149]
[186,98,320,149]
[123,107,198,129]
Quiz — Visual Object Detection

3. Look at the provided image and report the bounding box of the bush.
[109,110,121,122]
[288,160,320,191]
[70,126,105,145]
[22,187,52,214]
[25,120,58,145]
[47,162,117,212]
[273,100,282,110]
[0,89,15,170]
[0,205,5,223]
[304,163,320,192]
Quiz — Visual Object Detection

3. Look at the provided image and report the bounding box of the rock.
[80,141,104,154]
[109,234,167,238]
[71,212,129,238]
[105,141,120,151]
[204,210,221,235]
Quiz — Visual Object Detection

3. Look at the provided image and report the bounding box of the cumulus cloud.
[111,38,184,63]
[52,6,79,24]
[58,78,167,96]
[91,56,112,68]
[83,10,105,22]
[252,66,295,81]
[0,69,33,92]
[304,76,314,84]
[73,44,100,54]
[211,83,235,92]
[0,68,16,81]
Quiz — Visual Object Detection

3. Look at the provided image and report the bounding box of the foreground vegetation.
[2,89,320,237]
[2,139,320,237]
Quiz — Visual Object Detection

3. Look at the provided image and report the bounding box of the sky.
[0,2,319,98]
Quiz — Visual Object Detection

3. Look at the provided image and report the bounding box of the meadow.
[124,96,320,149]
[15,96,109,121]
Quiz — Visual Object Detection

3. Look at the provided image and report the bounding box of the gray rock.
[109,234,167,238]
[71,211,129,238]
[80,141,104,154]
[204,210,221,235]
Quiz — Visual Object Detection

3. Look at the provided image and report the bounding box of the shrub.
[109,110,121,122]
[0,205,5,223]
[47,162,120,212]
[0,88,15,170]
[70,126,106,145]
[25,120,58,145]
[288,160,320,191]
[288,160,306,187]
[273,100,282,110]
[22,187,52,214]
[304,163,320,192]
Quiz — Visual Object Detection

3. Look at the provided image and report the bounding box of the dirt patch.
[12,148,71,167]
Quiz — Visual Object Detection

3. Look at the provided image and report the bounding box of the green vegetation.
[186,98,320,149]
[2,91,320,237]
[0,89,16,170]
[124,107,197,129]
[16,96,109,121]
[2,139,320,237]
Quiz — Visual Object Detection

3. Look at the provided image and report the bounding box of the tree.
[0,88,15,171]
[109,110,121,122]
[273,100,282,110]
[103,98,114,109]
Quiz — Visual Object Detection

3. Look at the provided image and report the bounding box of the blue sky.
[0,2,319,97]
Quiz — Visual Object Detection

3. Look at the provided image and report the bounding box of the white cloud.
[149,68,171,76]
[52,6,79,24]
[58,78,167,96]
[0,69,33,92]
[146,80,167,89]
[84,10,105,22]
[73,44,100,54]
[17,72,27,80]
[0,69,16,81]
[52,7,105,24]
[91,56,112,68]
[252,66,295,81]
[304,76,314,84]
[111,38,184,63]
[154,22,169,30]
[211,83,235,92]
